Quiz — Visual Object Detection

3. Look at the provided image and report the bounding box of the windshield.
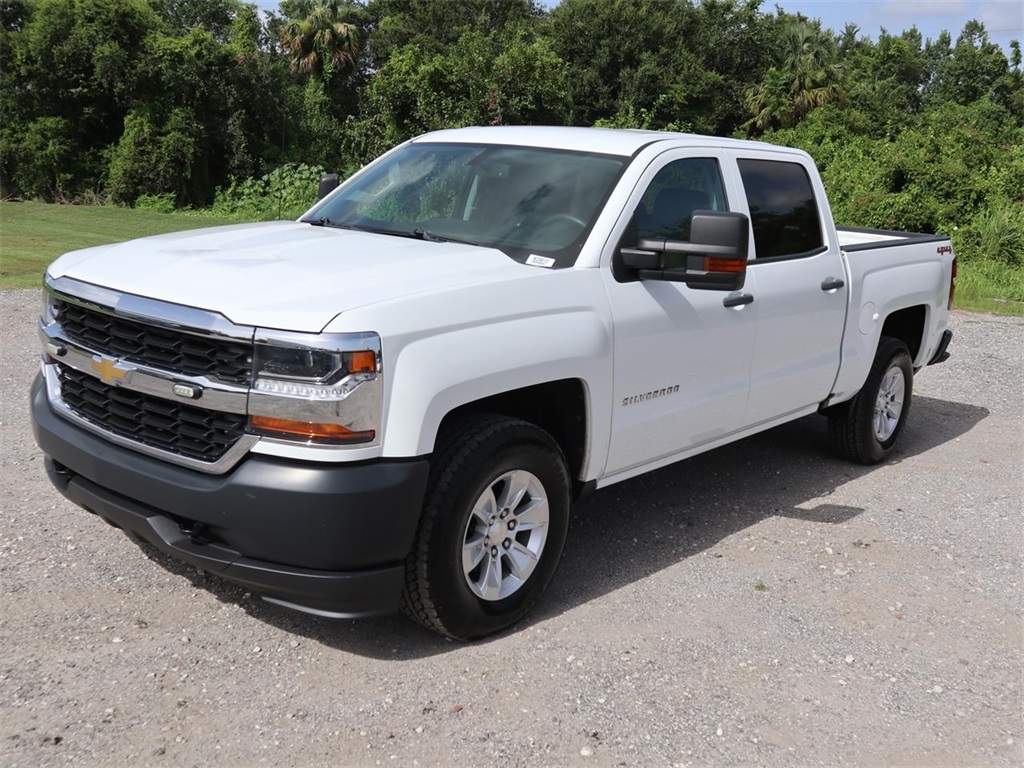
[304,142,628,266]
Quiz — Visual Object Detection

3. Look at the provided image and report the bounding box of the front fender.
[382,308,612,466]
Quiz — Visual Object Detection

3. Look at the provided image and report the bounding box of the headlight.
[257,346,348,381]
[41,286,59,325]
[249,331,382,445]
[253,346,377,397]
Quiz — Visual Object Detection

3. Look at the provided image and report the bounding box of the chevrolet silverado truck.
[31,127,955,640]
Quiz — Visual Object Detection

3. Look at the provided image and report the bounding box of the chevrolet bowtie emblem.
[91,356,131,385]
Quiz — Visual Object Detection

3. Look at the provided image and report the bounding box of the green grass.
[955,259,1024,316]
[0,202,247,289]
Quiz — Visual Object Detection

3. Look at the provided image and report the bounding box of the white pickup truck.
[32,127,955,639]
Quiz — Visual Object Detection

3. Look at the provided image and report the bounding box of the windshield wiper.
[305,220,483,247]
[316,223,419,239]
[305,216,346,228]
[305,220,400,236]
[363,226,421,239]
[412,229,484,247]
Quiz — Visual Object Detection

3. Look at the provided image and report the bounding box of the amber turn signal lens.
[704,257,746,273]
[346,350,377,374]
[250,415,374,444]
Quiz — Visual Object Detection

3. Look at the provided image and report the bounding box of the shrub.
[106,108,201,206]
[133,193,178,214]
[951,203,1024,268]
[210,163,326,221]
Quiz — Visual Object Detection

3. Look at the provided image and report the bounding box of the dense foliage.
[1,0,1021,283]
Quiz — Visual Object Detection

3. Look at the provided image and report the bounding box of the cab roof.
[412,125,792,158]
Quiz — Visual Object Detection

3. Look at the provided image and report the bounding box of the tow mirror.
[317,173,340,201]
[621,211,750,291]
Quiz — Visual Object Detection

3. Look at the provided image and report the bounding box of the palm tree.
[281,0,362,79]
[781,22,845,119]
[744,67,792,130]
[744,21,845,131]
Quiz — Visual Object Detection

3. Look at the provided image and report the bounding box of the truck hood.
[48,221,531,332]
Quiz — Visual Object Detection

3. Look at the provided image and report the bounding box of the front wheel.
[401,415,571,640]
[829,337,914,464]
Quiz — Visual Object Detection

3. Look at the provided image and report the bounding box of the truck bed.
[837,226,951,252]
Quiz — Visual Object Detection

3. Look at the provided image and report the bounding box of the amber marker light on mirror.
[704,257,746,273]
[250,415,375,444]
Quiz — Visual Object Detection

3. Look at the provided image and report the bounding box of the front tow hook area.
[178,520,212,545]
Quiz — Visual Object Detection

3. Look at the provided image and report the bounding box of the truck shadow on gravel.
[539,393,987,622]
[137,394,987,658]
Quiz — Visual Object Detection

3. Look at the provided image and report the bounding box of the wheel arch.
[435,379,590,498]
[377,303,612,480]
[880,304,926,364]
[831,300,932,403]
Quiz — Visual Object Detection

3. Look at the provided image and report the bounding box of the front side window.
[737,159,824,259]
[305,142,628,266]
[634,158,728,242]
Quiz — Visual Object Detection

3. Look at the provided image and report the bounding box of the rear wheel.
[401,415,571,640]
[829,336,914,464]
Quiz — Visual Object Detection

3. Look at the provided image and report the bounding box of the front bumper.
[31,375,430,618]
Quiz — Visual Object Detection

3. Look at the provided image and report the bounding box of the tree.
[744,67,791,131]
[744,20,844,131]
[550,0,783,134]
[549,0,692,127]
[690,0,788,133]
[364,0,541,68]
[150,0,236,38]
[342,25,570,165]
[926,20,1014,112]
[280,0,362,79]
[3,0,160,198]
[780,22,845,117]
[0,0,29,195]
[107,26,238,204]
[829,25,930,138]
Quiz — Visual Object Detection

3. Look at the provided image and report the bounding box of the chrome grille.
[56,299,252,385]
[58,366,247,462]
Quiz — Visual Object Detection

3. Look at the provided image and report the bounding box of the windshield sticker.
[526,254,555,268]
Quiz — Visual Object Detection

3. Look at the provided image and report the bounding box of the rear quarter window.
[737,159,824,259]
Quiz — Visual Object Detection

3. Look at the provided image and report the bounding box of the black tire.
[400,414,571,640]
[829,336,914,464]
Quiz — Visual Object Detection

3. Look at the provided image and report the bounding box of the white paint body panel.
[47,222,527,333]
[598,147,756,476]
[329,269,614,464]
[722,148,849,425]
[47,127,955,486]
[833,245,952,398]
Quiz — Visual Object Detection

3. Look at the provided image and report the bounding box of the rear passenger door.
[728,152,848,427]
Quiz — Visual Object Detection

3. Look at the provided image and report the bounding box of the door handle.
[723,293,754,308]
[821,277,845,292]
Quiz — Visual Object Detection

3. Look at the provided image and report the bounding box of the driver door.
[600,149,757,479]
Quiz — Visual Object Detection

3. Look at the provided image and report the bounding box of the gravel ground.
[1,288,1021,767]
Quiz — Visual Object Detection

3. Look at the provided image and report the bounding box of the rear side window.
[737,159,824,259]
